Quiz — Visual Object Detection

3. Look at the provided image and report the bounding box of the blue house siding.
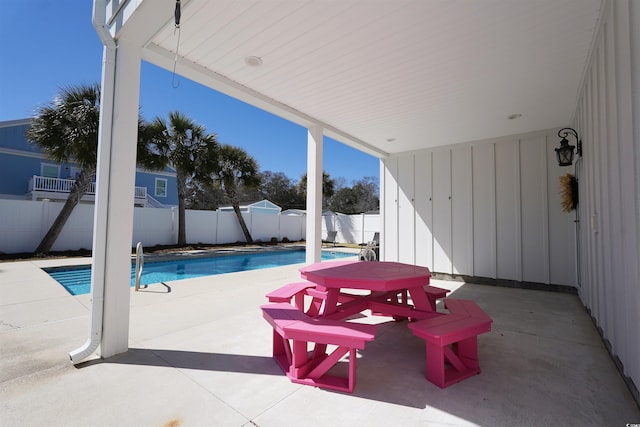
[0,153,41,195]
[134,171,178,205]
[0,119,35,152]
[0,119,178,205]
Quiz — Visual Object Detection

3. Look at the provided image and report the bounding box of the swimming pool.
[45,249,355,296]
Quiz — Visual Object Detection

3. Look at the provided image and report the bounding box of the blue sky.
[0,1,379,185]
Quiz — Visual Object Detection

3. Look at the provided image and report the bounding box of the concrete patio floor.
[1,255,639,427]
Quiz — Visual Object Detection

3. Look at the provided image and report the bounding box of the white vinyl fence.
[0,199,379,254]
[322,212,379,245]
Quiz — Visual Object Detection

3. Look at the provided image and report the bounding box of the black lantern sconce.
[555,127,582,167]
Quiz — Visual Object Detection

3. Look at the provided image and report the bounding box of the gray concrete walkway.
[1,256,639,426]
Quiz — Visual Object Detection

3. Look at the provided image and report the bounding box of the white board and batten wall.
[381,129,577,287]
[381,0,640,395]
[572,0,640,394]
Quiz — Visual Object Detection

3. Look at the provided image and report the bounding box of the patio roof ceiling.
[120,0,603,157]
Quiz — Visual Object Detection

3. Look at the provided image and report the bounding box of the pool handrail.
[134,242,146,291]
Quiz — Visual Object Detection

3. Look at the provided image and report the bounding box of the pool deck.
[1,253,639,426]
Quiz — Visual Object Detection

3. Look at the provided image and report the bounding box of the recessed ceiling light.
[507,113,523,120]
[244,56,263,67]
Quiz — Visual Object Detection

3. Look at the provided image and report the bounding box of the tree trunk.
[35,168,95,254]
[177,170,187,245]
[232,202,253,243]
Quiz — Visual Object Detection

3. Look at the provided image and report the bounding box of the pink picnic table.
[299,260,439,320]
[264,261,491,391]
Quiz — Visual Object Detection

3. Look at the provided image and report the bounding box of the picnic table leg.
[399,290,408,305]
[425,341,446,387]
[407,286,433,312]
[269,329,297,376]
[290,339,309,379]
[293,292,305,310]
[306,287,340,317]
[310,288,340,358]
[456,336,480,370]
[322,289,340,316]
[348,347,357,392]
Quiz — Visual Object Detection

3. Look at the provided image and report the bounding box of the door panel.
[451,147,472,274]
[432,150,452,274]
[415,152,433,268]
[398,156,415,264]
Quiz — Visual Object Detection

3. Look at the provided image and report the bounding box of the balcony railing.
[29,175,147,200]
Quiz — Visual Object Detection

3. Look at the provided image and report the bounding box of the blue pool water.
[45,249,354,296]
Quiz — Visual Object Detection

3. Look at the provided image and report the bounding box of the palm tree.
[142,111,219,245]
[27,84,164,254]
[27,84,101,254]
[215,144,261,243]
[297,171,336,209]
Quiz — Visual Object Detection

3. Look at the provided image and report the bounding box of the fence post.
[213,210,218,245]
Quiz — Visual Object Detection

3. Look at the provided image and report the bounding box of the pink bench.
[423,285,450,310]
[265,281,316,310]
[261,302,377,393]
[408,299,492,388]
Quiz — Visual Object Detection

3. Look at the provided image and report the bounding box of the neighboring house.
[280,209,347,216]
[280,209,306,216]
[0,118,179,207]
[218,199,282,215]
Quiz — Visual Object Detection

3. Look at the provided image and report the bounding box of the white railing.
[134,186,147,199]
[134,242,146,291]
[30,175,147,200]
[30,176,76,193]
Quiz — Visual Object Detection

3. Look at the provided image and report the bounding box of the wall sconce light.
[555,127,582,166]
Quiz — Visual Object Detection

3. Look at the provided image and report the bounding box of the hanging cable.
[172,0,182,88]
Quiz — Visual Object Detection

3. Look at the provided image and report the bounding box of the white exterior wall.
[572,0,639,395]
[382,129,576,286]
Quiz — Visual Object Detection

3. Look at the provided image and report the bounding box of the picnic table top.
[300,260,431,291]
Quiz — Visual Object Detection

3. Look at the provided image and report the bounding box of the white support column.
[306,125,323,264]
[97,40,142,358]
